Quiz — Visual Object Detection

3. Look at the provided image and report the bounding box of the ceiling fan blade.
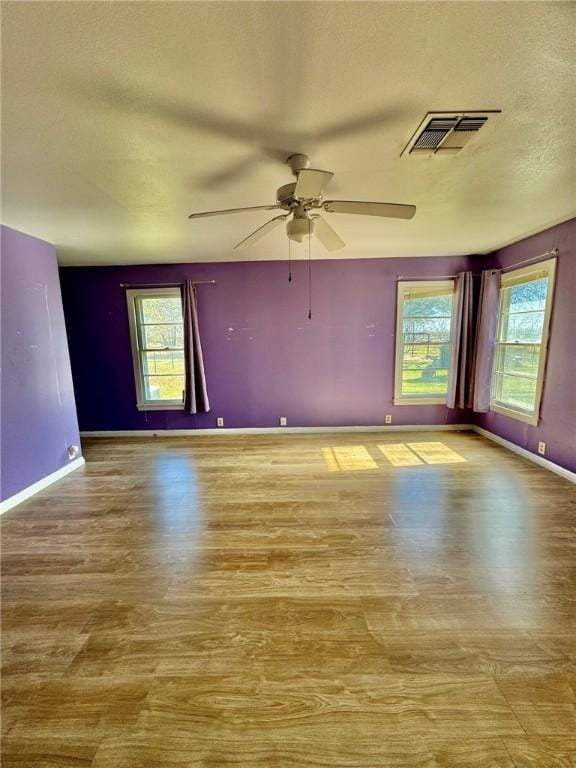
[294,169,334,200]
[188,205,279,220]
[234,215,289,250]
[322,200,416,219]
[312,216,346,251]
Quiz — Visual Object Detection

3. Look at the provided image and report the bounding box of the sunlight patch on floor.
[322,441,466,471]
[321,447,340,472]
[378,443,424,466]
[322,446,378,472]
[408,442,467,464]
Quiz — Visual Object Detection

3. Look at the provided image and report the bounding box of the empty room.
[1,1,575,766]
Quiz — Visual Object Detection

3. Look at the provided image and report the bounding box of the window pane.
[501,310,545,343]
[139,296,183,324]
[141,324,184,350]
[490,260,555,419]
[144,375,185,401]
[403,316,452,342]
[404,293,453,319]
[402,368,449,396]
[494,373,537,411]
[397,284,453,401]
[142,350,185,376]
[508,277,548,313]
[128,289,187,408]
[495,344,540,378]
[401,342,450,396]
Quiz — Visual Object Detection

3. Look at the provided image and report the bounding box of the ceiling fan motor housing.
[287,217,315,243]
[276,182,298,206]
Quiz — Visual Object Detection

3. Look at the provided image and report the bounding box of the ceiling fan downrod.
[286,153,311,176]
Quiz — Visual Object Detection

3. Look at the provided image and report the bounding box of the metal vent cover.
[402,111,500,157]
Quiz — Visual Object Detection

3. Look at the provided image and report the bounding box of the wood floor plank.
[4,678,149,747]
[496,674,576,735]
[134,673,523,738]
[504,737,576,766]
[1,635,89,679]
[90,734,517,767]
[2,431,575,765]
[1,736,96,768]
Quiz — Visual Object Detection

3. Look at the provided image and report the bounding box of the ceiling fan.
[188,154,416,252]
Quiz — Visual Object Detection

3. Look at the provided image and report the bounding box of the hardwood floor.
[2,431,575,767]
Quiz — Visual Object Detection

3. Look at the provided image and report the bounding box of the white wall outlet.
[385,415,392,424]
[217,417,224,427]
[280,417,287,426]
[538,441,546,455]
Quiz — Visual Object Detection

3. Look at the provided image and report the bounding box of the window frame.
[490,258,556,426]
[126,287,185,411]
[394,279,456,406]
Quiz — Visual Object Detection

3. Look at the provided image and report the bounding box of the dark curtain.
[182,280,210,414]
[447,271,474,409]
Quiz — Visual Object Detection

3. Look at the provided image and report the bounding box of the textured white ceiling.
[2,1,575,265]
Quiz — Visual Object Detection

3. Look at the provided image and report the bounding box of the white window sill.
[137,403,185,412]
[393,397,448,406]
[490,402,539,426]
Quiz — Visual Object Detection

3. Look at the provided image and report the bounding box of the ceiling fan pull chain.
[308,218,312,320]
[288,237,292,283]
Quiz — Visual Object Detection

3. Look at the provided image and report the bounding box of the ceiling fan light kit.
[287,217,314,243]
[188,153,416,252]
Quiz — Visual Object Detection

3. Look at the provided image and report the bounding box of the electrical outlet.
[538,441,546,455]
[385,415,392,425]
[217,417,224,427]
[280,417,287,427]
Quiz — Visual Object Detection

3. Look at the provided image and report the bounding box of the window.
[394,280,455,405]
[126,288,185,410]
[490,258,556,425]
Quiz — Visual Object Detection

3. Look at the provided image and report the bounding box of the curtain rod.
[501,247,559,273]
[395,273,482,282]
[120,280,216,288]
[396,248,559,282]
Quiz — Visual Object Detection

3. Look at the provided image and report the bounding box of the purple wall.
[1,226,82,502]
[474,218,576,473]
[60,255,475,432]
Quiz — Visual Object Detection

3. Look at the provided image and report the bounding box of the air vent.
[413,118,458,150]
[456,117,488,131]
[402,111,500,157]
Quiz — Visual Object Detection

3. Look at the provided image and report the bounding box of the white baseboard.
[0,457,86,514]
[472,426,576,484]
[81,424,474,438]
